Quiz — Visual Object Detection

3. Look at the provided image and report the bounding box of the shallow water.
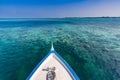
[0,18,120,80]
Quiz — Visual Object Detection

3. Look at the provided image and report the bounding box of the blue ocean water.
[0,18,120,80]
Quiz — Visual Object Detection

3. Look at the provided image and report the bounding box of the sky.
[0,0,120,18]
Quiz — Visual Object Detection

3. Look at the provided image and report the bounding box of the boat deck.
[26,43,80,80]
[30,53,73,80]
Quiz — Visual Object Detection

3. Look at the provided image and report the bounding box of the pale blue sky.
[0,0,120,18]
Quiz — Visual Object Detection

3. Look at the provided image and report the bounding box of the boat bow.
[26,44,80,80]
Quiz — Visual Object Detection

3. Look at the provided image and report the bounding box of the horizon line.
[0,16,120,19]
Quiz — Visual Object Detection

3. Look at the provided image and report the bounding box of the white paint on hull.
[29,53,73,80]
[26,44,80,80]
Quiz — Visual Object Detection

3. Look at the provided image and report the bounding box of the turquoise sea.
[0,18,120,80]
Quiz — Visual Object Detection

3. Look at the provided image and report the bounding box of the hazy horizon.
[0,0,120,18]
[1,16,120,19]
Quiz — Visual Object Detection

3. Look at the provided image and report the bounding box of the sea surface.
[0,18,120,80]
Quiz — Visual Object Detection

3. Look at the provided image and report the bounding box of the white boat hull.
[26,48,80,80]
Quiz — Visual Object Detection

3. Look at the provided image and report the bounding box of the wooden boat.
[26,43,80,80]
